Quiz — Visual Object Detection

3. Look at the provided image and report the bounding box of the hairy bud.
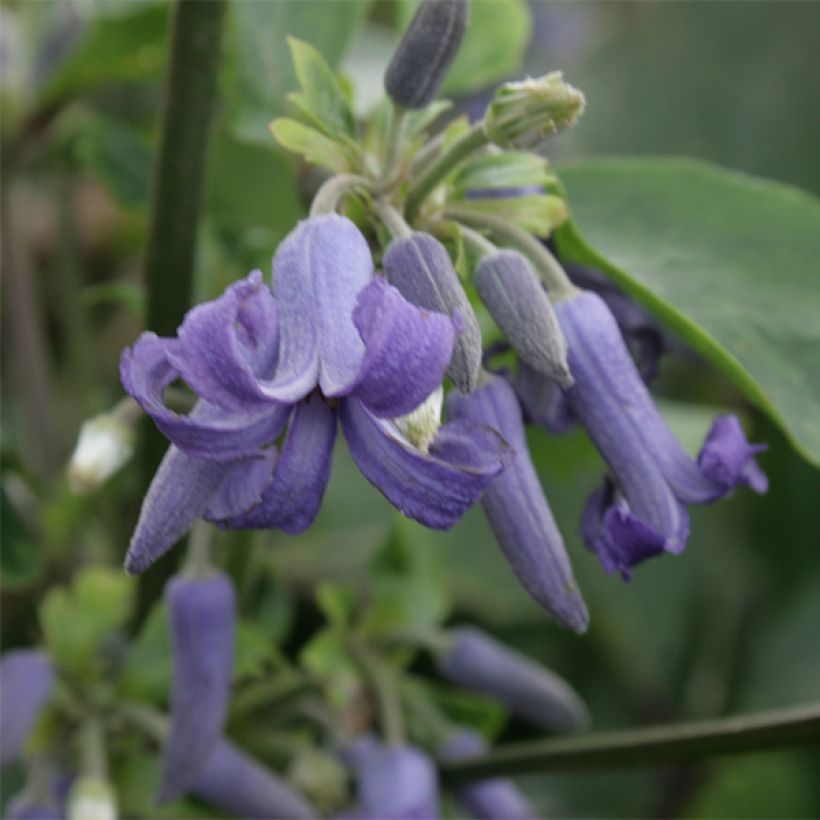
[67,777,116,820]
[385,0,469,108]
[0,650,54,764]
[68,413,134,493]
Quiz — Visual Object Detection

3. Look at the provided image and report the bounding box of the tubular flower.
[447,376,588,631]
[158,572,236,804]
[0,650,54,764]
[436,627,589,731]
[121,215,507,574]
[439,730,535,820]
[554,290,767,579]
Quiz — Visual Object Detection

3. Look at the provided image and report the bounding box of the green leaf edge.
[554,156,820,467]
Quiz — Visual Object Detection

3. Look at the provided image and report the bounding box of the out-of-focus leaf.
[234,619,279,680]
[269,117,355,172]
[300,629,360,710]
[452,193,567,236]
[73,117,151,206]
[0,483,43,590]
[453,152,556,195]
[41,3,169,104]
[557,158,820,467]
[315,582,357,630]
[81,281,144,319]
[286,36,355,139]
[119,602,171,704]
[229,0,369,144]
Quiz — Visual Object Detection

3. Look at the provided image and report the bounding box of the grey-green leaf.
[555,158,820,467]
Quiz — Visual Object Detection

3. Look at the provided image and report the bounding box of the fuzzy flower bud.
[0,650,54,764]
[68,412,135,494]
[67,777,116,820]
[486,72,585,150]
[385,0,468,108]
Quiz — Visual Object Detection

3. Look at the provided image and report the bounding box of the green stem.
[183,519,214,579]
[120,701,168,744]
[457,224,497,259]
[310,173,377,216]
[404,122,489,221]
[136,0,226,628]
[383,103,407,179]
[375,200,412,239]
[440,702,820,784]
[350,641,405,746]
[444,206,577,300]
[79,717,108,780]
[230,675,312,722]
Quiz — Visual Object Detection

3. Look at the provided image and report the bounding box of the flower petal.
[511,360,575,435]
[698,414,768,494]
[124,446,234,575]
[219,395,337,534]
[383,232,482,393]
[341,398,505,529]
[121,333,289,460]
[170,270,280,410]
[269,214,373,400]
[350,278,455,418]
[0,650,54,764]
[447,377,588,632]
[204,450,277,522]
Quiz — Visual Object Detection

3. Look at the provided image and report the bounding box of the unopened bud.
[393,386,444,453]
[385,0,468,108]
[67,777,117,820]
[475,250,572,387]
[68,412,134,493]
[384,232,482,392]
[486,72,585,150]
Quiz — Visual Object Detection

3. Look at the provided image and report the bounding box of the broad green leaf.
[229,0,370,144]
[453,152,556,195]
[42,3,169,104]
[269,117,354,172]
[452,194,567,236]
[556,158,820,467]
[287,37,356,139]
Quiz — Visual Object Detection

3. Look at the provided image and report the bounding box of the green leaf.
[119,603,171,704]
[556,158,820,466]
[452,194,567,236]
[229,0,370,144]
[452,152,556,195]
[287,37,356,139]
[269,117,354,172]
[42,4,169,104]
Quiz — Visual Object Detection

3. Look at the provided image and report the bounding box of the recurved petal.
[0,650,54,763]
[170,270,280,410]
[219,395,337,534]
[556,291,691,550]
[350,278,455,418]
[192,740,316,819]
[269,215,373,401]
[124,446,234,575]
[121,334,289,460]
[383,232,482,393]
[158,573,236,804]
[447,376,588,632]
[341,398,506,529]
[698,414,768,495]
[439,730,536,820]
[436,628,589,731]
[475,250,572,387]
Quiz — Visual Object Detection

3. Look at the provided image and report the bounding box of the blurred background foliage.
[2,1,819,817]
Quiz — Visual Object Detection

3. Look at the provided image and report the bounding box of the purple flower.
[555,290,767,579]
[447,376,588,631]
[352,742,440,819]
[157,572,236,804]
[0,650,54,764]
[192,739,316,819]
[435,627,589,731]
[439,730,535,820]
[121,215,507,574]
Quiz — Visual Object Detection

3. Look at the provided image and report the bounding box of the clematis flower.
[121,215,507,574]
[554,290,767,579]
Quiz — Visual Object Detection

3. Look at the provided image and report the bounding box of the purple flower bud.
[385,0,468,108]
[475,251,572,388]
[354,742,440,819]
[0,650,54,764]
[447,376,588,631]
[5,794,61,820]
[192,739,316,819]
[436,627,589,732]
[383,232,482,393]
[440,730,535,820]
[157,572,236,804]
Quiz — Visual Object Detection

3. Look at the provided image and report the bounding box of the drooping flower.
[439,729,535,820]
[0,650,54,764]
[157,571,236,804]
[121,215,507,574]
[435,627,589,731]
[554,290,767,578]
[447,376,588,631]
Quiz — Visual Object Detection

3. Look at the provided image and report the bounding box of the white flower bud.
[68,413,134,493]
[68,777,117,820]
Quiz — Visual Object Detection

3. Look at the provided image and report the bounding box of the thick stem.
[457,224,497,259]
[136,0,227,628]
[79,717,108,780]
[350,641,405,747]
[440,702,820,784]
[444,206,578,300]
[404,122,489,221]
[183,519,214,579]
[383,104,407,179]
[310,174,377,216]
[374,200,412,239]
